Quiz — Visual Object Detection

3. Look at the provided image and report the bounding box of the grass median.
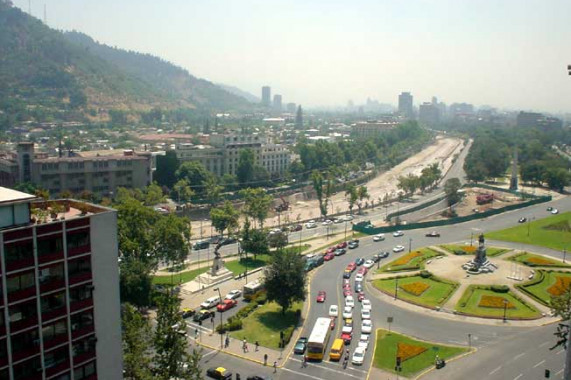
[379,248,444,272]
[517,270,571,306]
[373,274,458,309]
[455,285,541,319]
[152,267,209,285]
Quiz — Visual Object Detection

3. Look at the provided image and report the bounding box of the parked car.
[352,346,367,365]
[425,231,440,237]
[180,308,195,319]
[225,289,242,300]
[316,291,326,303]
[361,319,372,333]
[348,240,360,249]
[326,246,337,254]
[373,234,385,242]
[393,245,405,253]
[518,217,527,223]
[552,209,559,214]
[355,257,365,266]
[324,253,335,261]
[342,215,354,221]
[193,240,210,250]
[193,310,215,322]
[201,296,221,309]
[393,230,404,237]
[290,224,303,232]
[329,305,339,317]
[305,220,317,229]
[322,219,333,226]
[333,218,343,224]
[337,241,348,249]
[217,299,237,312]
[219,237,237,246]
[294,337,308,354]
[363,259,375,269]
[206,367,233,380]
[335,248,347,256]
[209,235,224,244]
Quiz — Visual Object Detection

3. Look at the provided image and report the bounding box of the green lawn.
[487,212,571,251]
[379,248,444,272]
[517,270,571,306]
[508,252,571,268]
[373,329,469,377]
[373,275,458,309]
[225,254,272,275]
[152,267,209,285]
[229,301,302,349]
[455,285,541,319]
[439,244,509,257]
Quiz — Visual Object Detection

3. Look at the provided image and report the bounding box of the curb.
[196,340,267,366]
[414,346,477,380]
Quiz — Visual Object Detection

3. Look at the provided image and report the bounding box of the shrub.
[281,326,295,347]
[490,285,509,293]
[420,270,432,278]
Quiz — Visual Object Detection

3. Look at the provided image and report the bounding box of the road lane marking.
[513,353,525,361]
[287,358,364,378]
[281,367,325,380]
[289,357,367,374]
[489,366,501,375]
[202,350,218,357]
[533,360,546,368]
[539,341,550,348]
[513,374,523,380]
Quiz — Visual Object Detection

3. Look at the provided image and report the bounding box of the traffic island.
[372,329,470,378]
[516,270,571,306]
[378,248,445,273]
[439,244,510,257]
[507,252,571,269]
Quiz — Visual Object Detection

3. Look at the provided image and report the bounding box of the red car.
[337,241,348,249]
[330,317,336,330]
[343,288,352,297]
[346,263,357,272]
[217,299,237,312]
[343,279,351,287]
[341,331,352,344]
[326,246,336,254]
[324,253,335,261]
[316,291,326,303]
[357,292,365,302]
[357,267,368,275]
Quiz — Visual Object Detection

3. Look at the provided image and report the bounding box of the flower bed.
[397,342,427,362]
[392,251,423,266]
[478,295,515,309]
[527,257,557,266]
[400,282,430,296]
[547,276,571,296]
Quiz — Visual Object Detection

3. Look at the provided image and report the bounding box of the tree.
[356,186,370,214]
[204,176,223,207]
[237,148,255,186]
[345,184,358,214]
[444,178,462,206]
[210,201,240,237]
[122,304,153,380]
[544,168,570,192]
[242,227,270,259]
[153,290,202,380]
[144,182,166,206]
[264,248,306,314]
[120,259,154,307]
[295,105,304,130]
[175,161,211,196]
[155,151,180,188]
[173,179,194,203]
[153,214,191,271]
[239,188,272,228]
[311,171,327,218]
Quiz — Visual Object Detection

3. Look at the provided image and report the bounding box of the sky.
[13,0,571,113]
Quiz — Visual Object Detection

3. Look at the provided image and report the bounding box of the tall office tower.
[261,86,271,107]
[0,187,122,379]
[273,95,282,111]
[398,92,414,118]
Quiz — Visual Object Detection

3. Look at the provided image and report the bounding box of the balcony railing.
[42,307,67,323]
[10,316,38,333]
[68,246,91,258]
[7,287,36,304]
[5,257,35,272]
[72,350,96,366]
[70,298,93,313]
[68,271,92,286]
[71,325,94,340]
[43,334,69,351]
[45,360,70,378]
[40,278,66,294]
[38,251,64,265]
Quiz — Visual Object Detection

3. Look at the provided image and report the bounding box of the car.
[357,292,365,302]
[357,266,368,275]
[361,309,371,319]
[393,245,405,253]
[330,316,336,330]
[294,337,308,354]
[316,291,326,303]
[355,273,365,282]
[379,251,390,259]
[348,240,359,249]
[219,237,237,246]
[333,217,343,224]
[393,230,404,237]
[290,224,303,232]
[344,318,353,327]
[552,209,559,214]
[361,319,372,333]
[518,217,527,223]
[342,215,354,221]
[352,346,367,365]
[201,296,221,309]
[193,240,210,250]
[425,231,440,238]
[206,366,233,380]
[354,281,363,292]
[225,289,242,300]
[335,248,347,256]
[209,235,224,244]
[358,334,370,349]
[345,295,355,308]
[347,262,357,272]
[343,288,353,297]
[363,259,375,269]
[324,253,335,261]
[342,306,353,319]
[180,308,195,319]
[371,254,381,263]
[547,207,554,211]
[343,271,352,279]
[373,234,385,242]
[355,257,365,266]
[362,299,372,311]
[326,246,337,254]
[247,376,273,380]
[322,219,333,226]
[343,279,351,287]
[337,241,348,249]
[341,330,353,344]
[193,309,215,322]
[342,325,353,334]
[329,305,339,317]
[305,220,317,229]
[216,299,237,312]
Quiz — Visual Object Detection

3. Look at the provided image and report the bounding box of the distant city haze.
[14,0,571,113]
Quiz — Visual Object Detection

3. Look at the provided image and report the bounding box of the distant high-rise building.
[273,95,282,111]
[398,92,414,118]
[286,103,297,114]
[261,86,271,107]
[449,103,474,116]
[295,106,304,130]
[516,112,562,129]
[419,102,440,125]
[431,96,438,105]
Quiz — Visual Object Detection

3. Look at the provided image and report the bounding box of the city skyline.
[12,0,571,113]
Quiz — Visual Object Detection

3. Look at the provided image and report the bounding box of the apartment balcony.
[38,251,64,265]
[11,344,40,363]
[7,287,36,304]
[40,278,66,294]
[43,333,69,351]
[45,360,70,378]
[10,316,38,333]
[5,257,35,272]
[68,245,91,258]
[71,324,94,340]
[68,271,92,286]
[42,306,67,323]
[73,350,96,366]
[70,298,93,313]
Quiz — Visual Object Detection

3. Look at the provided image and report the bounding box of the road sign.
[387,317,394,323]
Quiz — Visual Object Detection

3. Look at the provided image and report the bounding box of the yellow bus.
[306,317,332,361]
[329,338,344,361]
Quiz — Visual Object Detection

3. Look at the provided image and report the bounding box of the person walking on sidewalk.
[302,355,308,368]
[273,361,277,373]
[255,341,259,351]
[264,354,268,366]
[225,335,230,348]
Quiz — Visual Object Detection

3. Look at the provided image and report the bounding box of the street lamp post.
[408,238,412,253]
[503,299,508,323]
[213,287,223,349]
[394,278,399,300]
[470,232,473,246]
[468,333,471,349]
[344,220,348,242]
[564,248,567,264]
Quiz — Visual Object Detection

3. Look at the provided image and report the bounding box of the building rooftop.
[0,187,37,205]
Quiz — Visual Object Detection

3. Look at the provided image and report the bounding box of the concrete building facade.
[261,86,271,107]
[351,121,400,138]
[398,92,414,118]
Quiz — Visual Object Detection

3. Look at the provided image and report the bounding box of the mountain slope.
[216,83,259,103]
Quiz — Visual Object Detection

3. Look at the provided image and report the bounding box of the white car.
[343,215,354,221]
[551,209,559,214]
[361,308,371,319]
[393,230,404,237]
[225,289,242,300]
[358,334,370,349]
[342,306,353,319]
[363,259,375,269]
[393,245,405,253]
[305,220,317,228]
[373,234,385,242]
[200,296,220,309]
[352,346,367,365]
[362,299,372,311]
[329,305,339,317]
[345,295,355,308]
[322,219,333,225]
[355,273,365,282]
[361,319,373,333]
[342,325,353,334]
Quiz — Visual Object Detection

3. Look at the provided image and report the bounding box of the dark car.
[290,224,303,232]
[355,258,364,266]
[371,254,381,263]
[379,251,389,259]
[209,235,224,244]
[354,282,363,292]
[425,231,440,238]
[294,337,308,354]
[180,308,195,319]
[219,237,237,246]
[547,207,553,211]
[335,248,347,256]
[518,217,527,223]
[193,240,210,250]
[193,310,215,323]
[348,240,359,249]
[206,367,232,380]
[343,271,352,279]
[247,376,273,380]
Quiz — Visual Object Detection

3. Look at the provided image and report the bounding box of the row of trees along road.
[396,163,442,198]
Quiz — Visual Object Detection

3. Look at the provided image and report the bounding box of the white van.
[200,296,220,309]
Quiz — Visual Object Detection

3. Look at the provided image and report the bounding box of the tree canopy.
[264,248,306,314]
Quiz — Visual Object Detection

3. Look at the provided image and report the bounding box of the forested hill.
[0,1,252,124]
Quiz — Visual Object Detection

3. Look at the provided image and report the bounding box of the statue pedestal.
[196,258,233,285]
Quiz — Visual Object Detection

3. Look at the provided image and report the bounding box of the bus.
[306,317,332,361]
[243,279,264,301]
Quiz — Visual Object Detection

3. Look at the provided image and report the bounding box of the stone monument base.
[196,267,233,285]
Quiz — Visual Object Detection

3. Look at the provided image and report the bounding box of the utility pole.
[213,288,223,349]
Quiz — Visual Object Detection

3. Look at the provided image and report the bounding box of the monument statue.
[210,242,224,275]
[462,233,497,274]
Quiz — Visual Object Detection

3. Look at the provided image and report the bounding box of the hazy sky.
[14,0,571,113]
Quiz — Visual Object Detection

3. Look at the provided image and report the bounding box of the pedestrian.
[273,361,277,373]
[225,335,230,348]
[242,339,247,353]
[302,356,307,368]
[194,328,199,339]
[255,341,259,351]
[264,354,268,366]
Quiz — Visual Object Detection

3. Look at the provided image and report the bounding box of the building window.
[69,285,92,304]
[9,300,37,324]
[13,356,41,380]
[4,241,34,264]
[42,319,67,342]
[71,310,93,332]
[10,328,39,353]
[41,291,66,313]
[68,258,91,278]
[44,346,69,369]
[37,235,64,257]
[74,361,96,380]
[67,230,90,251]
[39,263,65,284]
[6,271,35,294]
[72,336,96,359]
